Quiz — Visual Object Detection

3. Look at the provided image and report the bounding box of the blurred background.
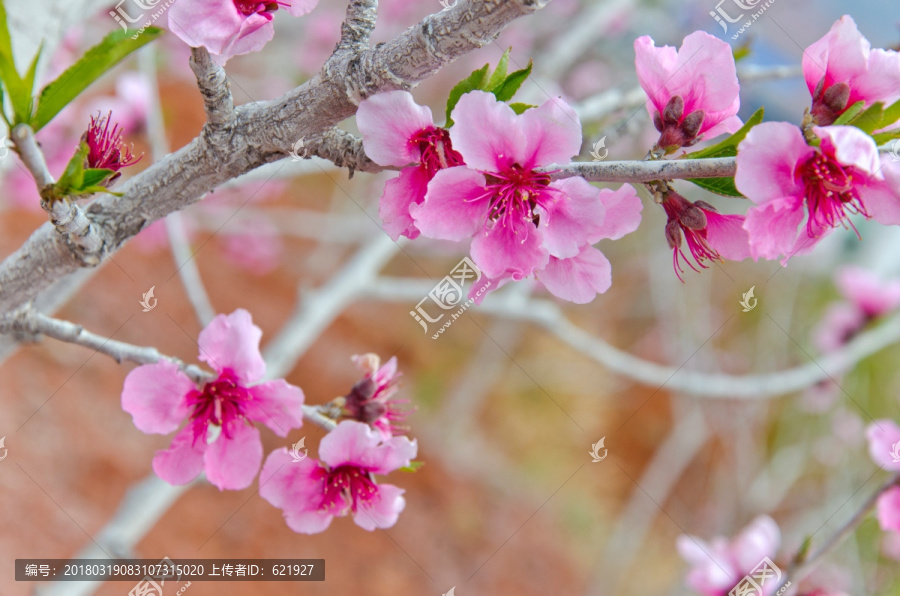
[1,0,900,594]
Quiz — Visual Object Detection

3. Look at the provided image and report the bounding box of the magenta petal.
[411,166,489,241]
[519,97,582,167]
[538,246,611,304]
[449,91,527,171]
[354,484,406,531]
[259,450,334,534]
[379,167,429,240]
[204,422,263,490]
[152,426,206,486]
[736,122,812,205]
[537,178,606,259]
[867,420,900,471]
[357,91,434,167]
[197,309,266,384]
[318,421,380,468]
[246,380,305,437]
[743,197,806,261]
[471,218,549,279]
[592,184,643,241]
[704,211,750,261]
[122,361,193,435]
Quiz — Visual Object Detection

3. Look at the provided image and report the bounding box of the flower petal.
[152,426,206,486]
[450,91,526,171]
[204,421,263,490]
[411,166,489,241]
[537,246,612,304]
[246,380,305,437]
[518,97,582,167]
[285,0,319,17]
[867,419,900,471]
[379,166,429,240]
[471,218,549,279]
[354,484,406,531]
[259,449,334,534]
[592,184,643,241]
[536,178,606,259]
[815,125,880,176]
[358,91,434,167]
[736,122,812,205]
[197,309,266,383]
[318,421,417,474]
[743,196,806,261]
[704,211,750,261]
[878,487,900,532]
[122,361,193,435]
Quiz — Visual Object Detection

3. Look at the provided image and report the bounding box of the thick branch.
[543,157,737,183]
[189,47,234,128]
[339,0,378,51]
[304,128,386,175]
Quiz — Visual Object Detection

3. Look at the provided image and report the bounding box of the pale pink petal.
[122,361,193,435]
[471,218,549,279]
[736,122,813,205]
[867,420,900,471]
[246,380,305,437]
[379,166,429,240]
[538,246,612,304]
[744,197,806,261]
[359,435,417,476]
[222,16,276,62]
[877,487,900,532]
[204,421,263,490]
[259,450,334,534]
[863,160,900,226]
[450,91,527,171]
[518,97,582,167]
[354,484,406,531]
[815,126,880,176]
[634,35,679,116]
[536,178,605,259]
[592,184,643,241]
[803,16,867,95]
[704,211,750,261]
[168,1,274,64]
[732,515,780,571]
[411,166,488,240]
[357,91,434,167]
[152,426,206,485]
[701,113,742,139]
[837,266,900,316]
[197,309,266,383]
[318,421,380,468]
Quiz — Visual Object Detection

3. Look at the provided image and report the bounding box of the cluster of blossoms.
[122,311,416,533]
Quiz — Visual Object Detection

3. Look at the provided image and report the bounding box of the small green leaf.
[22,41,43,97]
[81,168,115,188]
[687,176,743,198]
[32,27,162,132]
[508,102,535,115]
[873,129,900,145]
[684,106,764,160]
[832,100,866,126]
[445,64,490,127]
[487,48,510,92]
[881,98,900,129]
[399,461,425,473]
[492,60,533,102]
[846,101,884,135]
[732,41,752,62]
[55,143,89,195]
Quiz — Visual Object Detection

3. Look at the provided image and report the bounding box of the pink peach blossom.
[803,16,900,126]
[357,90,465,240]
[835,266,900,318]
[738,122,900,262]
[634,31,742,152]
[343,354,411,438]
[411,91,642,303]
[259,421,416,534]
[866,420,900,472]
[677,515,781,596]
[168,0,318,65]
[122,309,304,490]
[877,487,900,533]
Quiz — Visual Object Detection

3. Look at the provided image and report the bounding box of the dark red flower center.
[662,193,720,282]
[233,0,287,16]
[186,370,251,444]
[343,374,411,435]
[799,149,867,238]
[318,464,378,513]
[477,163,558,228]
[411,127,464,177]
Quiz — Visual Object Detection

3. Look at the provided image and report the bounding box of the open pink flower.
[343,354,411,439]
[661,192,749,281]
[803,16,900,126]
[357,91,465,240]
[122,309,304,490]
[259,420,416,534]
[738,122,900,262]
[836,266,900,318]
[168,0,318,64]
[634,31,742,153]
[411,91,642,303]
[677,515,781,596]
[866,420,900,472]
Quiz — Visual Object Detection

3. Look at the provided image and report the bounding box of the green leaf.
[22,41,42,97]
[81,168,115,188]
[732,41,752,62]
[873,129,900,145]
[32,26,162,132]
[882,98,900,129]
[445,64,490,127]
[687,176,743,198]
[832,100,866,126]
[846,101,884,135]
[508,102,535,115]
[492,60,533,102]
[399,461,425,473]
[684,106,764,160]
[55,143,89,195]
[487,48,510,92]
[0,1,31,123]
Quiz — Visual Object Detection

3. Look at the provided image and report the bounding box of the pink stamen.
[186,370,252,444]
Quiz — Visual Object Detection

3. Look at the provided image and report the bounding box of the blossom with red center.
[342,353,411,438]
[259,421,416,534]
[357,91,465,240]
[661,191,749,281]
[676,515,781,596]
[168,0,318,64]
[410,91,643,304]
[634,31,742,153]
[737,122,900,263]
[121,309,304,490]
[803,16,900,126]
[83,112,140,175]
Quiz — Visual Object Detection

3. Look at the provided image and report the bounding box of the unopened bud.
[665,219,683,249]
[663,95,685,126]
[680,110,705,141]
[679,205,708,230]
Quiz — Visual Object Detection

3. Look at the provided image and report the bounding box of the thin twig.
[338,0,379,51]
[189,47,235,129]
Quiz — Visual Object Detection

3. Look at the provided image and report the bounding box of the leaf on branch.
[51,142,117,200]
[844,101,884,135]
[682,107,764,160]
[444,48,534,126]
[399,460,425,473]
[32,27,163,132]
[0,1,40,124]
[831,100,866,126]
[686,176,743,198]
[509,102,535,115]
[445,64,490,127]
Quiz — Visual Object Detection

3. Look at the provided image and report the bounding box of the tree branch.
[543,157,737,183]
[189,47,235,129]
[339,0,379,51]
